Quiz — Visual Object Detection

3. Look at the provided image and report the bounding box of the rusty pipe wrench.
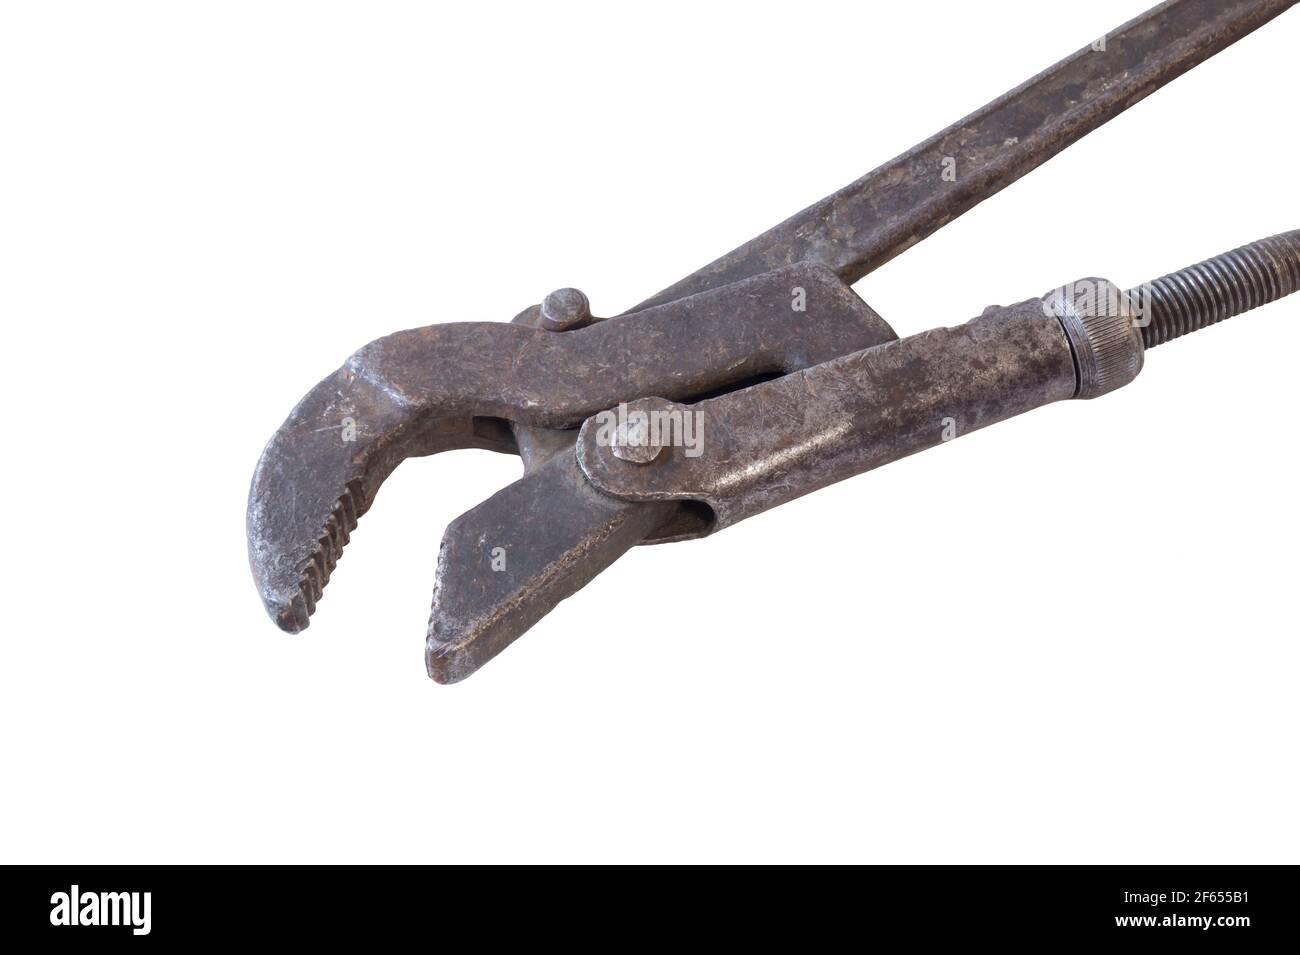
[247,0,1299,681]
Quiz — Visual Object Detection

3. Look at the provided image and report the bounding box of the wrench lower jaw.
[425,452,675,684]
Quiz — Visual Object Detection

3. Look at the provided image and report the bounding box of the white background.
[2,1,1297,864]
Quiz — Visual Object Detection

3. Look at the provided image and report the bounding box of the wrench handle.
[636,0,1298,310]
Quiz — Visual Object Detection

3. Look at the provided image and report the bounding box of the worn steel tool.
[248,0,1299,682]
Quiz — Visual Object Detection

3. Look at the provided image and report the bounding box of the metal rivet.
[540,287,593,331]
[610,417,663,464]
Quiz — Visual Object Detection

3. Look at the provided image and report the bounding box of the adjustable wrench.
[247,0,1298,681]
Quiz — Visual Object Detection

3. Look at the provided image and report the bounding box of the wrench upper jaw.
[245,373,478,634]
[247,322,542,634]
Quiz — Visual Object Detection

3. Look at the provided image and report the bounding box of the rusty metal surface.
[247,0,1299,682]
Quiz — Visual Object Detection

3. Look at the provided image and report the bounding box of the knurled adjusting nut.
[1042,277,1144,399]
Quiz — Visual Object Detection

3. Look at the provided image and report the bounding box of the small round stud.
[540,287,593,331]
[610,416,664,464]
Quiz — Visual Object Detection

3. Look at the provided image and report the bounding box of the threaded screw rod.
[1127,230,1300,350]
